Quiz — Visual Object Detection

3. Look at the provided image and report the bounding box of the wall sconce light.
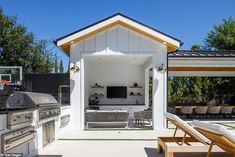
[158,63,167,72]
[70,63,80,73]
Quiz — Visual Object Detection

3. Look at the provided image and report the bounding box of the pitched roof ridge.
[54,13,182,44]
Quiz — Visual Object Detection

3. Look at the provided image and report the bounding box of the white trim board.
[56,14,181,48]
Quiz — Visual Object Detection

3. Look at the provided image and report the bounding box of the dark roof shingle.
[169,50,235,58]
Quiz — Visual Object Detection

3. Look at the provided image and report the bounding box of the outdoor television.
[107,86,127,98]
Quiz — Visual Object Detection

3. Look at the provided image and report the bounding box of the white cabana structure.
[54,13,235,135]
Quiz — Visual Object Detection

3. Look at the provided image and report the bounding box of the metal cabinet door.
[49,121,55,143]
[42,123,48,147]
[43,120,55,147]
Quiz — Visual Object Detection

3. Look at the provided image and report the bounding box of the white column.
[152,46,167,130]
[69,43,82,130]
[80,57,85,130]
[145,69,149,108]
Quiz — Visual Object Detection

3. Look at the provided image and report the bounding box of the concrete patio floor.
[38,140,229,157]
[38,124,234,157]
[57,121,235,140]
[56,128,181,140]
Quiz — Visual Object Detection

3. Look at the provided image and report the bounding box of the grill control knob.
[25,116,31,119]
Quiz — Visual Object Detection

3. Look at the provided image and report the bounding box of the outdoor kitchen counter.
[0,108,36,114]
[60,105,71,115]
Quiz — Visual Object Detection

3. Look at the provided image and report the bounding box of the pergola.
[168,50,235,77]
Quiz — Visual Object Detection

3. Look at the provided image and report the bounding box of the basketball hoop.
[0,80,9,90]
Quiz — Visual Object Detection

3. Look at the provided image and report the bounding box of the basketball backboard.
[0,66,22,85]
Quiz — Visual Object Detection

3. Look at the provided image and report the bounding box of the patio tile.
[38,140,229,157]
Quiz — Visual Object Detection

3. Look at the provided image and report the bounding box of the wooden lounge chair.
[158,112,224,157]
[192,120,235,157]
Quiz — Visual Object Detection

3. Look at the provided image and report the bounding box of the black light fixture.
[158,63,166,72]
[70,63,80,73]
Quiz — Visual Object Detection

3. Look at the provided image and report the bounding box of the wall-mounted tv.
[107,86,127,98]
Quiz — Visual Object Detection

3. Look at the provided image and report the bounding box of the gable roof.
[169,50,235,58]
[54,13,183,55]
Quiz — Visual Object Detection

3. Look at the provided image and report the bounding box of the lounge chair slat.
[192,120,235,156]
[157,112,225,157]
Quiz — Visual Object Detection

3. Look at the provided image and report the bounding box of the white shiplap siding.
[107,27,118,52]
[78,25,165,54]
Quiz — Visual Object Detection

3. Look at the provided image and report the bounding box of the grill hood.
[5,91,58,109]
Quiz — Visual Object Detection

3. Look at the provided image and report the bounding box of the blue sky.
[1,0,235,70]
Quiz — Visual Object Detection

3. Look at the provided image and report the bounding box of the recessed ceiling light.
[163,42,167,45]
[70,41,74,44]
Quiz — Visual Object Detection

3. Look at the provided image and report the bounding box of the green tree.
[59,59,64,73]
[44,56,53,73]
[168,17,235,105]
[30,40,54,73]
[168,77,188,103]
[205,17,235,50]
[203,17,235,103]
[54,56,58,73]
[0,8,54,73]
[191,44,202,51]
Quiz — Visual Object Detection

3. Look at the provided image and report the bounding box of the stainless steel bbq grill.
[1,126,35,154]
[7,111,33,129]
[1,91,60,155]
[6,91,58,109]
[5,91,60,121]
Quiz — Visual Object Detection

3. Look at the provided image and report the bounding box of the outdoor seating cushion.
[180,107,193,114]
[164,112,210,144]
[220,106,233,114]
[192,120,235,143]
[207,106,221,114]
[194,106,208,114]
[85,110,129,122]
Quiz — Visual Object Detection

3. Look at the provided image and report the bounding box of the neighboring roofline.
[54,13,182,45]
[169,56,235,58]
[168,50,235,58]
[171,50,235,52]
